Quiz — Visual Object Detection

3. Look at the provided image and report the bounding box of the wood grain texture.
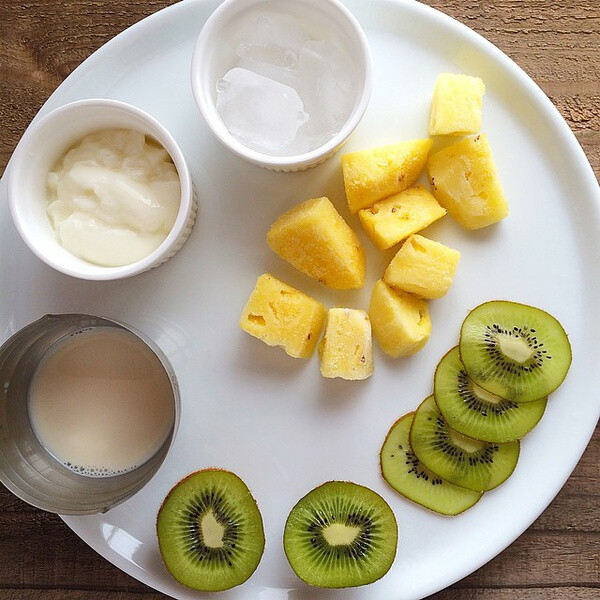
[0,1,598,599]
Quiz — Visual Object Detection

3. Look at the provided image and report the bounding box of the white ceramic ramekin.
[191,0,372,172]
[7,98,197,280]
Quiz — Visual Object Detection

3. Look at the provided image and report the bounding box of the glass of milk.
[0,314,180,514]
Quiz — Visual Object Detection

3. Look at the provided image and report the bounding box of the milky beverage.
[28,327,175,477]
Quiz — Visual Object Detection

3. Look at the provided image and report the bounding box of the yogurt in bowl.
[8,98,196,280]
[46,128,182,268]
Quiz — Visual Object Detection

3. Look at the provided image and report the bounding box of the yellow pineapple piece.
[267,197,365,290]
[384,234,460,299]
[369,280,431,357]
[428,73,486,136]
[239,273,326,358]
[341,139,433,213]
[357,185,446,250]
[427,134,508,229]
[319,308,373,380]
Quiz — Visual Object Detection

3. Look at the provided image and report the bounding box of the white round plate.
[1,1,599,599]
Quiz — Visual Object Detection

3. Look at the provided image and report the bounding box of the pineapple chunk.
[428,73,486,136]
[319,308,373,380]
[384,234,460,299]
[427,134,508,229]
[239,273,326,358]
[369,280,431,357]
[267,197,365,290]
[357,185,446,250]
[341,139,433,213]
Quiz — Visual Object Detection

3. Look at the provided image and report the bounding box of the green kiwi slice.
[156,469,265,591]
[435,346,547,442]
[459,300,572,402]
[410,396,520,491]
[381,413,482,515]
[283,481,397,588]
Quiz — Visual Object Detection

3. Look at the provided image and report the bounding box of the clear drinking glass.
[0,314,180,514]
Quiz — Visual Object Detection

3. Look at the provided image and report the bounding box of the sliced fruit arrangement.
[459,300,572,403]
[381,413,483,515]
[434,346,547,443]
[241,72,513,371]
[381,300,571,514]
[410,395,520,491]
[156,469,265,592]
[283,481,398,588]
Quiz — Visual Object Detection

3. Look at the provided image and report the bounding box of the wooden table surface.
[1,1,598,598]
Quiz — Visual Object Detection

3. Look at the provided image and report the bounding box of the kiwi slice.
[459,300,572,403]
[381,413,482,515]
[283,481,397,588]
[434,346,547,442]
[410,396,519,491]
[156,469,265,591]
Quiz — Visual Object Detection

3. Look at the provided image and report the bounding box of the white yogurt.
[46,129,181,267]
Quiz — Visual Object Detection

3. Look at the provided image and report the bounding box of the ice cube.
[295,39,357,145]
[233,11,307,89]
[236,12,308,60]
[235,44,297,88]
[236,39,297,70]
[216,67,309,154]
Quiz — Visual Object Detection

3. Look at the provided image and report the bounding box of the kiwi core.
[472,381,502,404]
[448,428,485,453]
[323,523,361,546]
[201,510,225,548]
[497,334,533,363]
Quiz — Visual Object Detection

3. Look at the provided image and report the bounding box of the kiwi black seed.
[434,346,547,442]
[381,412,483,515]
[459,300,572,403]
[156,469,265,592]
[410,396,520,491]
[283,481,397,588]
